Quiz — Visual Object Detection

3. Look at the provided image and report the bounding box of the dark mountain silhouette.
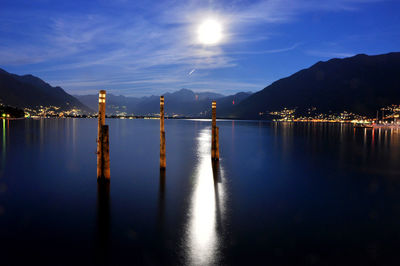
[77,93,142,114]
[217,92,255,117]
[233,52,400,118]
[4,52,398,119]
[75,89,248,116]
[0,68,91,112]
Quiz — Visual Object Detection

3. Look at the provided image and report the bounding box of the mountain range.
[0,68,91,113]
[0,67,251,116]
[1,52,400,118]
[233,52,400,118]
[75,89,251,116]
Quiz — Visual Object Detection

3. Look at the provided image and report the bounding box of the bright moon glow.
[198,19,223,45]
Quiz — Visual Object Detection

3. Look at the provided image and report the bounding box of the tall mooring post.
[98,90,106,143]
[160,96,166,169]
[97,90,110,181]
[211,101,219,161]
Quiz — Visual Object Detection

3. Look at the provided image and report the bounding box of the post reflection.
[155,169,167,263]
[158,169,166,232]
[96,182,110,265]
[185,128,226,266]
[212,161,223,232]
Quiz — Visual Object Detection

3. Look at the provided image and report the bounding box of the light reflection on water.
[185,127,226,266]
[3,119,400,265]
[1,119,6,177]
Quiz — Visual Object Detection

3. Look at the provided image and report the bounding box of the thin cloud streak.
[229,43,303,55]
[306,50,355,58]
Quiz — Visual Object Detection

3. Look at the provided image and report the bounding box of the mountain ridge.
[0,68,92,113]
[233,52,400,118]
[1,52,400,119]
[75,88,250,116]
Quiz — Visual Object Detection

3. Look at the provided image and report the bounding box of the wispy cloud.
[229,43,303,55]
[0,0,384,95]
[306,50,355,58]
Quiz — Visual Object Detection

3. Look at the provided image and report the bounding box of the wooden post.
[97,90,106,179]
[160,96,166,169]
[98,90,106,142]
[98,125,110,181]
[211,101,219,161]
[97,90,109,181]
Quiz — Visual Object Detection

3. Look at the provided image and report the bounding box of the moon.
[197,19,223,45]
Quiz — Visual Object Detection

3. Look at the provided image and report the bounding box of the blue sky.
[0,0,399,96]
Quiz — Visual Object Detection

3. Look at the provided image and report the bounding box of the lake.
[1,118,400,265]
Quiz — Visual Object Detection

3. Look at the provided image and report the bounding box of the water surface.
[1,119,400,265]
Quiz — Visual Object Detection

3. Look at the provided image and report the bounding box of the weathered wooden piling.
[211,101,219,161]
[98,125,110,180]
[97,90,106,141]
[97,90,110,181]
[160,96,166,169]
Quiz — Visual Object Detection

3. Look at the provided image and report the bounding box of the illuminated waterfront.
[1,119,400,265]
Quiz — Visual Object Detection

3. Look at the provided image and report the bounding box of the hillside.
[234,52,400,119]
[4,52,398,119]
[0,68,91,113]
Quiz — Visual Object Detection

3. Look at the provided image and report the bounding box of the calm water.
[1,119,400,265]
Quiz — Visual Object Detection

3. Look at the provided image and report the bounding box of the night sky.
[1,0,399,96]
